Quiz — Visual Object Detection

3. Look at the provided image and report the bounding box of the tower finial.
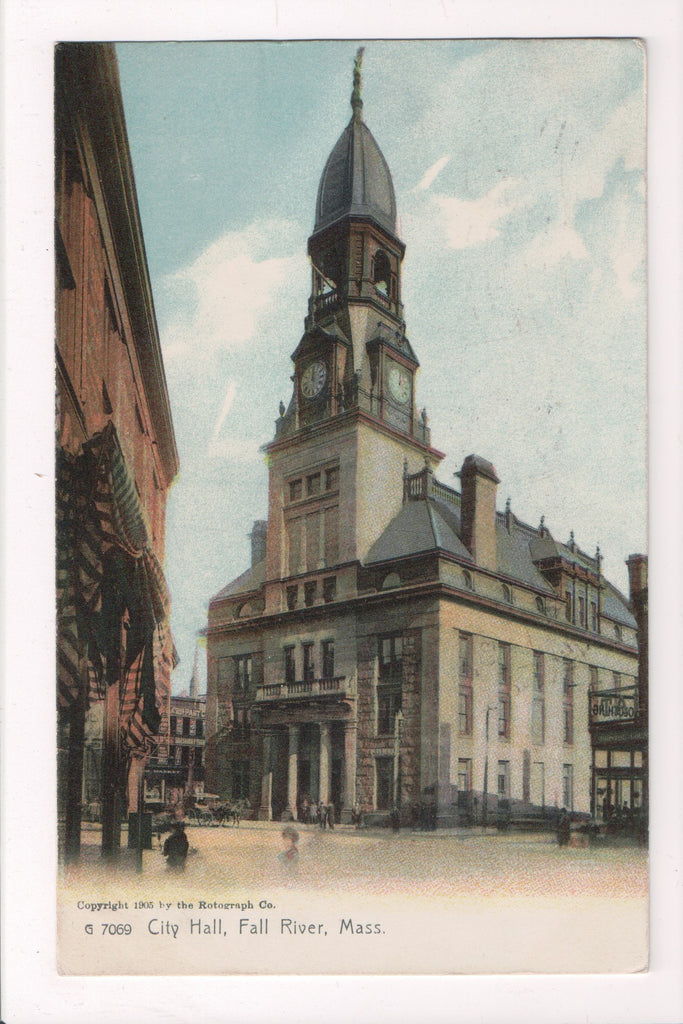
[351,47,365,120]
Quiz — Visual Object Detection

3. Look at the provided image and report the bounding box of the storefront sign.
[590,691,637,724]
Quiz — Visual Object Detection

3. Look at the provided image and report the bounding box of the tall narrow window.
[497,761,510,798]
[324,506,339,566]
[287,518,302,575]
[563,659,574,744]
[498,643,511,739]
[234,655,253,690]
[531,651,545,745]
[375,756,394,809]
[590,600,598,632]
[284,646,295,684]
[322,576,337,603]
[377,635,403,735]
[578,595,586,628]
[321,639,335,679]
[457,759,472,792]
[302,642,315,682]
[562,763,574,810]
[458,633,473,736]
[565,590,573,622]
[589,665,599,692]
[304,581,317,607]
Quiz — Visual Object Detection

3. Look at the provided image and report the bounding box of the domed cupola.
[313,48,397,238]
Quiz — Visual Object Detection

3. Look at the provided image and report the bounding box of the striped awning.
[57,423,173,752]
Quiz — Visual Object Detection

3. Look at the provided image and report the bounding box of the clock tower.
[265,49,443,601]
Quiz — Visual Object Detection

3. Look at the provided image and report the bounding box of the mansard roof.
[211,558,265,603]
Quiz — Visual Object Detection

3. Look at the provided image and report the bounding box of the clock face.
[388,365,410,404]
[300,359,327,399]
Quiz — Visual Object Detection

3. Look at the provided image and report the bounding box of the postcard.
[4,4,683,1021]
[52,36,651,977]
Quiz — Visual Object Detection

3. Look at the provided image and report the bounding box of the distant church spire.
[351,46,365,120]
[189,644,199,699]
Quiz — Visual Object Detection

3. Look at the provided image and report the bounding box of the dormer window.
[502,584,513,604]
[463,570,474,591]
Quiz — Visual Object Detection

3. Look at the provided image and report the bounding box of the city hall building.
[205,55,644,826]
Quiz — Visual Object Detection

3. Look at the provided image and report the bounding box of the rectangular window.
[289,479,302,502]
[590,665,599,691]
[375,757,394,810]
[284,646,296,684]
[377,686,402,736]
[231,760,250,801]
[591,601,598,632]
[612,671,622,690]
[181,746,190,765]
[325,466,339,491]
[170,715,177,736]
[532,651,545,744]
[169,744,176,763]
[194,748,203,769]
[563,659,574,744]
[322,576,337,603]
[195,719,203,739]
[565,590,573,622]
[321,639,335,679]
[217,658,231,686]
[302,642,315,682]
[498,642,511,739]
[324,506,339,565]
[306,472,321,496]
[182,718,190,738]
[287,518,302,575]
[458,633,473,735]
[562,763,574,810]
[304,581,317,607]
[578,595,586,628]
[234,654,253,690]
[457,758,472,792]
[378,635,403,681]
[306,512,321,572]
[286,585,298,610]
[497,761,510,798]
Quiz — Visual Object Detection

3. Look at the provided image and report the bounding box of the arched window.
[462,570,474,591]
[372,250,392,298]
[535,596,546,615]
[502,584,513,604]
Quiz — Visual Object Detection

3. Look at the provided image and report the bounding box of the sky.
[115,40,646,695]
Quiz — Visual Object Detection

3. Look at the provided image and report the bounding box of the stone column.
[258,731,273,821]
[319,722,332,805]
[341,721,357,823]
[286,724,300,820]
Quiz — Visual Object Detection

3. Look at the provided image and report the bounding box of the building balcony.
[254,676,352,703]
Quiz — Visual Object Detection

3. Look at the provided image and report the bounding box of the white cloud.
[523,220,589,271]
[206,437,264,462]
[415,155,451,192]
[211,380,237,443]
[433,178,525,250]
[161,219,304,361]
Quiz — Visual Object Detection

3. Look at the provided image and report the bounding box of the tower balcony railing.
[254,675,351,702]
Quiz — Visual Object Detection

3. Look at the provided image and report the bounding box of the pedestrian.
[556,808,571,847]
[326,803,335,830]
[163,822,189,871]
[318,800,326,829]
[278,826,300,876]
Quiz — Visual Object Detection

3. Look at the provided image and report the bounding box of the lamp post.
[393,708,404,819]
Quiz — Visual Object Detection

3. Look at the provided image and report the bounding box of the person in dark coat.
[163,823,189,871]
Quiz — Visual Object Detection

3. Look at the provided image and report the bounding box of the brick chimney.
[250,520,268,566]
[458,455,500,571]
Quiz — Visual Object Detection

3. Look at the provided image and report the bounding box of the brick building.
[56,43,179,861]
[205,53,643,827]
